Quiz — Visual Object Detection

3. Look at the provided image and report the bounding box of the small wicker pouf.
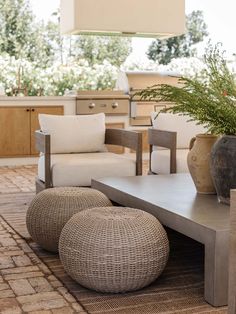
[26,187,112,253]
[59,206,169,293]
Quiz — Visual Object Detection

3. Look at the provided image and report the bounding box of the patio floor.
[0,166,36,194]
[0,163,227,313]
[0,165,89,313]
[0,215,86,313]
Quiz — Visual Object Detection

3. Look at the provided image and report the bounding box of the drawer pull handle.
[112,102,119,109]
[89,103,96,109]
[26,109,30,112]
[31,108,35,112]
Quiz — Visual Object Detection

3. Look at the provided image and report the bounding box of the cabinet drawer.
[76,99,129,115]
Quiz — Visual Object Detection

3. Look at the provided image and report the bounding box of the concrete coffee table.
[92,173,229,307]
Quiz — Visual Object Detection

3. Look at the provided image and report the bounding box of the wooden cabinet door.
[30,106,64,155]
[105,123,125,154]
[0,107,31,156]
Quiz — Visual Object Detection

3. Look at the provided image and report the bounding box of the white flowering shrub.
[122,56,160,71]
[0,55,118,96]
[161,57,206,78]
[123,55,207,79]
[0,53,235,96]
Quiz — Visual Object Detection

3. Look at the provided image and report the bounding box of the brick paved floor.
[0,162,149,313]
[0,166,37,194]
[0,216,86,313]
[0,165,89,313]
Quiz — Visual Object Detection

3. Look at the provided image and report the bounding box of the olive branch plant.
[138,44,236,135]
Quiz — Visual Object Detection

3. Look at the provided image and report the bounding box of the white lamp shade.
[60,0,185,38]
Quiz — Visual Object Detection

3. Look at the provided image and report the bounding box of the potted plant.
[138,44,236,204]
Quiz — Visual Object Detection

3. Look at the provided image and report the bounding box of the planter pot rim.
[195,133,218,138]
[222,134,236,138]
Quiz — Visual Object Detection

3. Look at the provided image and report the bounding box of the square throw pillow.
[39,113,106,153]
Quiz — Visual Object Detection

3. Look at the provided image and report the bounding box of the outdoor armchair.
[35,114,142,193]
[149,112,206,174]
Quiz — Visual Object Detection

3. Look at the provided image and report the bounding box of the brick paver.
[0,165,37,194]
[0,217,86,313]
[0,163,149,313]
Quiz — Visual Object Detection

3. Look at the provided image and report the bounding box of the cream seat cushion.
[38,152,136,187]
[151,149,189,174]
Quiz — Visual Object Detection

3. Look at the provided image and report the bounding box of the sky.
[30,0,236,59]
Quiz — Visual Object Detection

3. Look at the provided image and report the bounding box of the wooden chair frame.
[35,128,142,193]
[148,128,177,174]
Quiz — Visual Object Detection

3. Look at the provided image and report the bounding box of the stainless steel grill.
[116,71,180,126]
[76,90,129,115]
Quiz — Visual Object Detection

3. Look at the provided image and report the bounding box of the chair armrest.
[35,130,51,154]
[105,128,142,176]
[35,130,51,188]
[148,128,177,174]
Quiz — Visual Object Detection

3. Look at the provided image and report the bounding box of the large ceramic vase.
[187,134,218,194]
[210,135,236,205]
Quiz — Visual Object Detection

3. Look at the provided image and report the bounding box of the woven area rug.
[0,192,227,314]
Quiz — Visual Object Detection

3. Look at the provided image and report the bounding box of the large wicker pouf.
[59,206,169,293]
[26,187,112,253]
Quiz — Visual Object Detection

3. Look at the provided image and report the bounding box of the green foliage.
[147,11,208,65]
[138,44,236,135]
[0,0,33,57]
[73,36,132,67]
[0,0,55,66]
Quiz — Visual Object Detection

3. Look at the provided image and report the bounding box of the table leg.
[204,231,229,306]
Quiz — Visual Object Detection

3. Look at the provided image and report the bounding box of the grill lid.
[116,71,180,96]
[77,90,129,100]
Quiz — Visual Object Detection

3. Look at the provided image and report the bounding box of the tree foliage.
[73,36,132,67]
[0,0,55,66]
[0,0,33,57]
[147,10,208,65]
[0,1,132,69]
[138,44,236,135]
[0,0,132,95]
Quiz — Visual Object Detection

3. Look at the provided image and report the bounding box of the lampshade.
[60,0,185,38]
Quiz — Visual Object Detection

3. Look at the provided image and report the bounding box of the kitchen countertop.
[0,96,76,101]
[0,96,76,115]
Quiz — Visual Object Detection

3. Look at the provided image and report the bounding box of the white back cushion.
[39,113,106,154]
[151,112,206,148]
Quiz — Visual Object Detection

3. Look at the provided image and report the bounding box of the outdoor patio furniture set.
[25,112,234,310]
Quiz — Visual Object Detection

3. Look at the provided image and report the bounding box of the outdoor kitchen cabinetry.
[0,106,63,157]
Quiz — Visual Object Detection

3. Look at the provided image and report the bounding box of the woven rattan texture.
[26,187,112,252]
[59,206,169,293]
